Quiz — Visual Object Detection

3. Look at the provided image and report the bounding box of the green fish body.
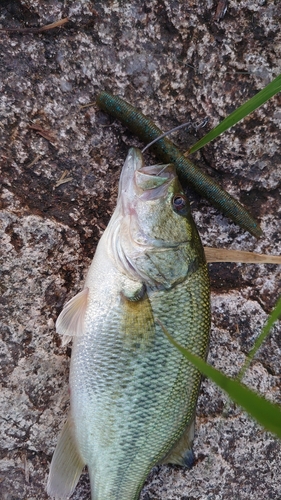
[47,148,210,500]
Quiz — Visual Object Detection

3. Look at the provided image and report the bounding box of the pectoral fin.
[160,416,195,468]
[56,288,89,345]
[121,281,155,344]
[47,417,85,499]
[204,247,281,264]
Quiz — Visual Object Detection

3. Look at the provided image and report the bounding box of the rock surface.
[0,1,280,499]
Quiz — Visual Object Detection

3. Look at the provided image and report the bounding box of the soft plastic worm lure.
[96,91,262,238]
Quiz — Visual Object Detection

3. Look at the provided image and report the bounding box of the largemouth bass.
[47,147,211,500]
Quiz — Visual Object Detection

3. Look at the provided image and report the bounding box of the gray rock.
[0,1,280,499]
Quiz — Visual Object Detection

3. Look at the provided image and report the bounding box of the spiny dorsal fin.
[56,287,89,345]
[204,247,281,264]
[47,417,85,499]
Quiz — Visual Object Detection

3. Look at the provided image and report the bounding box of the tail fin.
[47,417,85,498]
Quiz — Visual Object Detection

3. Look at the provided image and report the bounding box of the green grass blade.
[238,296,281,381]
[158,318,281,439]
[187,73,281,155]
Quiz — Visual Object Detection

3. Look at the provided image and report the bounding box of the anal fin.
[47,417,85,499]
[160,416,195,468]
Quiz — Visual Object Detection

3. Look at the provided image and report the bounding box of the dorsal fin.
[56,288,89,345]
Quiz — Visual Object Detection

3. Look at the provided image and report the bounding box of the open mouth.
[135,163,176,200]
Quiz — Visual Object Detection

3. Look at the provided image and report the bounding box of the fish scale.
[47,148,210,500]
[69,268,210,499]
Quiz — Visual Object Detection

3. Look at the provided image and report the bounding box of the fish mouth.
[119,147,176,206]
[118,148,144,199]
[117,148,187,249]
[135,163,176,201]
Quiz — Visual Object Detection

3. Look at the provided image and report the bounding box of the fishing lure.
[96,91,262,238]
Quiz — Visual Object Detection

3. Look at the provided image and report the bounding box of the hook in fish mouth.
[135,164,176,201]
[135,163,175,191]
[119,147,177,204]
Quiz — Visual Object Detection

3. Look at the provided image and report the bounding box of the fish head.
[111,147,205,288]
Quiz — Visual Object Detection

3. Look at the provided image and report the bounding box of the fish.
[47,147,211,499]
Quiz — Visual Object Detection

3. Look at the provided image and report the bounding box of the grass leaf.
[238,296,281,380]
[158,312,281,439]
[187,73,281,155]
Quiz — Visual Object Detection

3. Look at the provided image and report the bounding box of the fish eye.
[172,194,188,213]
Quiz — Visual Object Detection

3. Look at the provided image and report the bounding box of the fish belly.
[69,263,210,500]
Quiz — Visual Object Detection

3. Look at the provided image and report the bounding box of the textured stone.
[0,1,280,499]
